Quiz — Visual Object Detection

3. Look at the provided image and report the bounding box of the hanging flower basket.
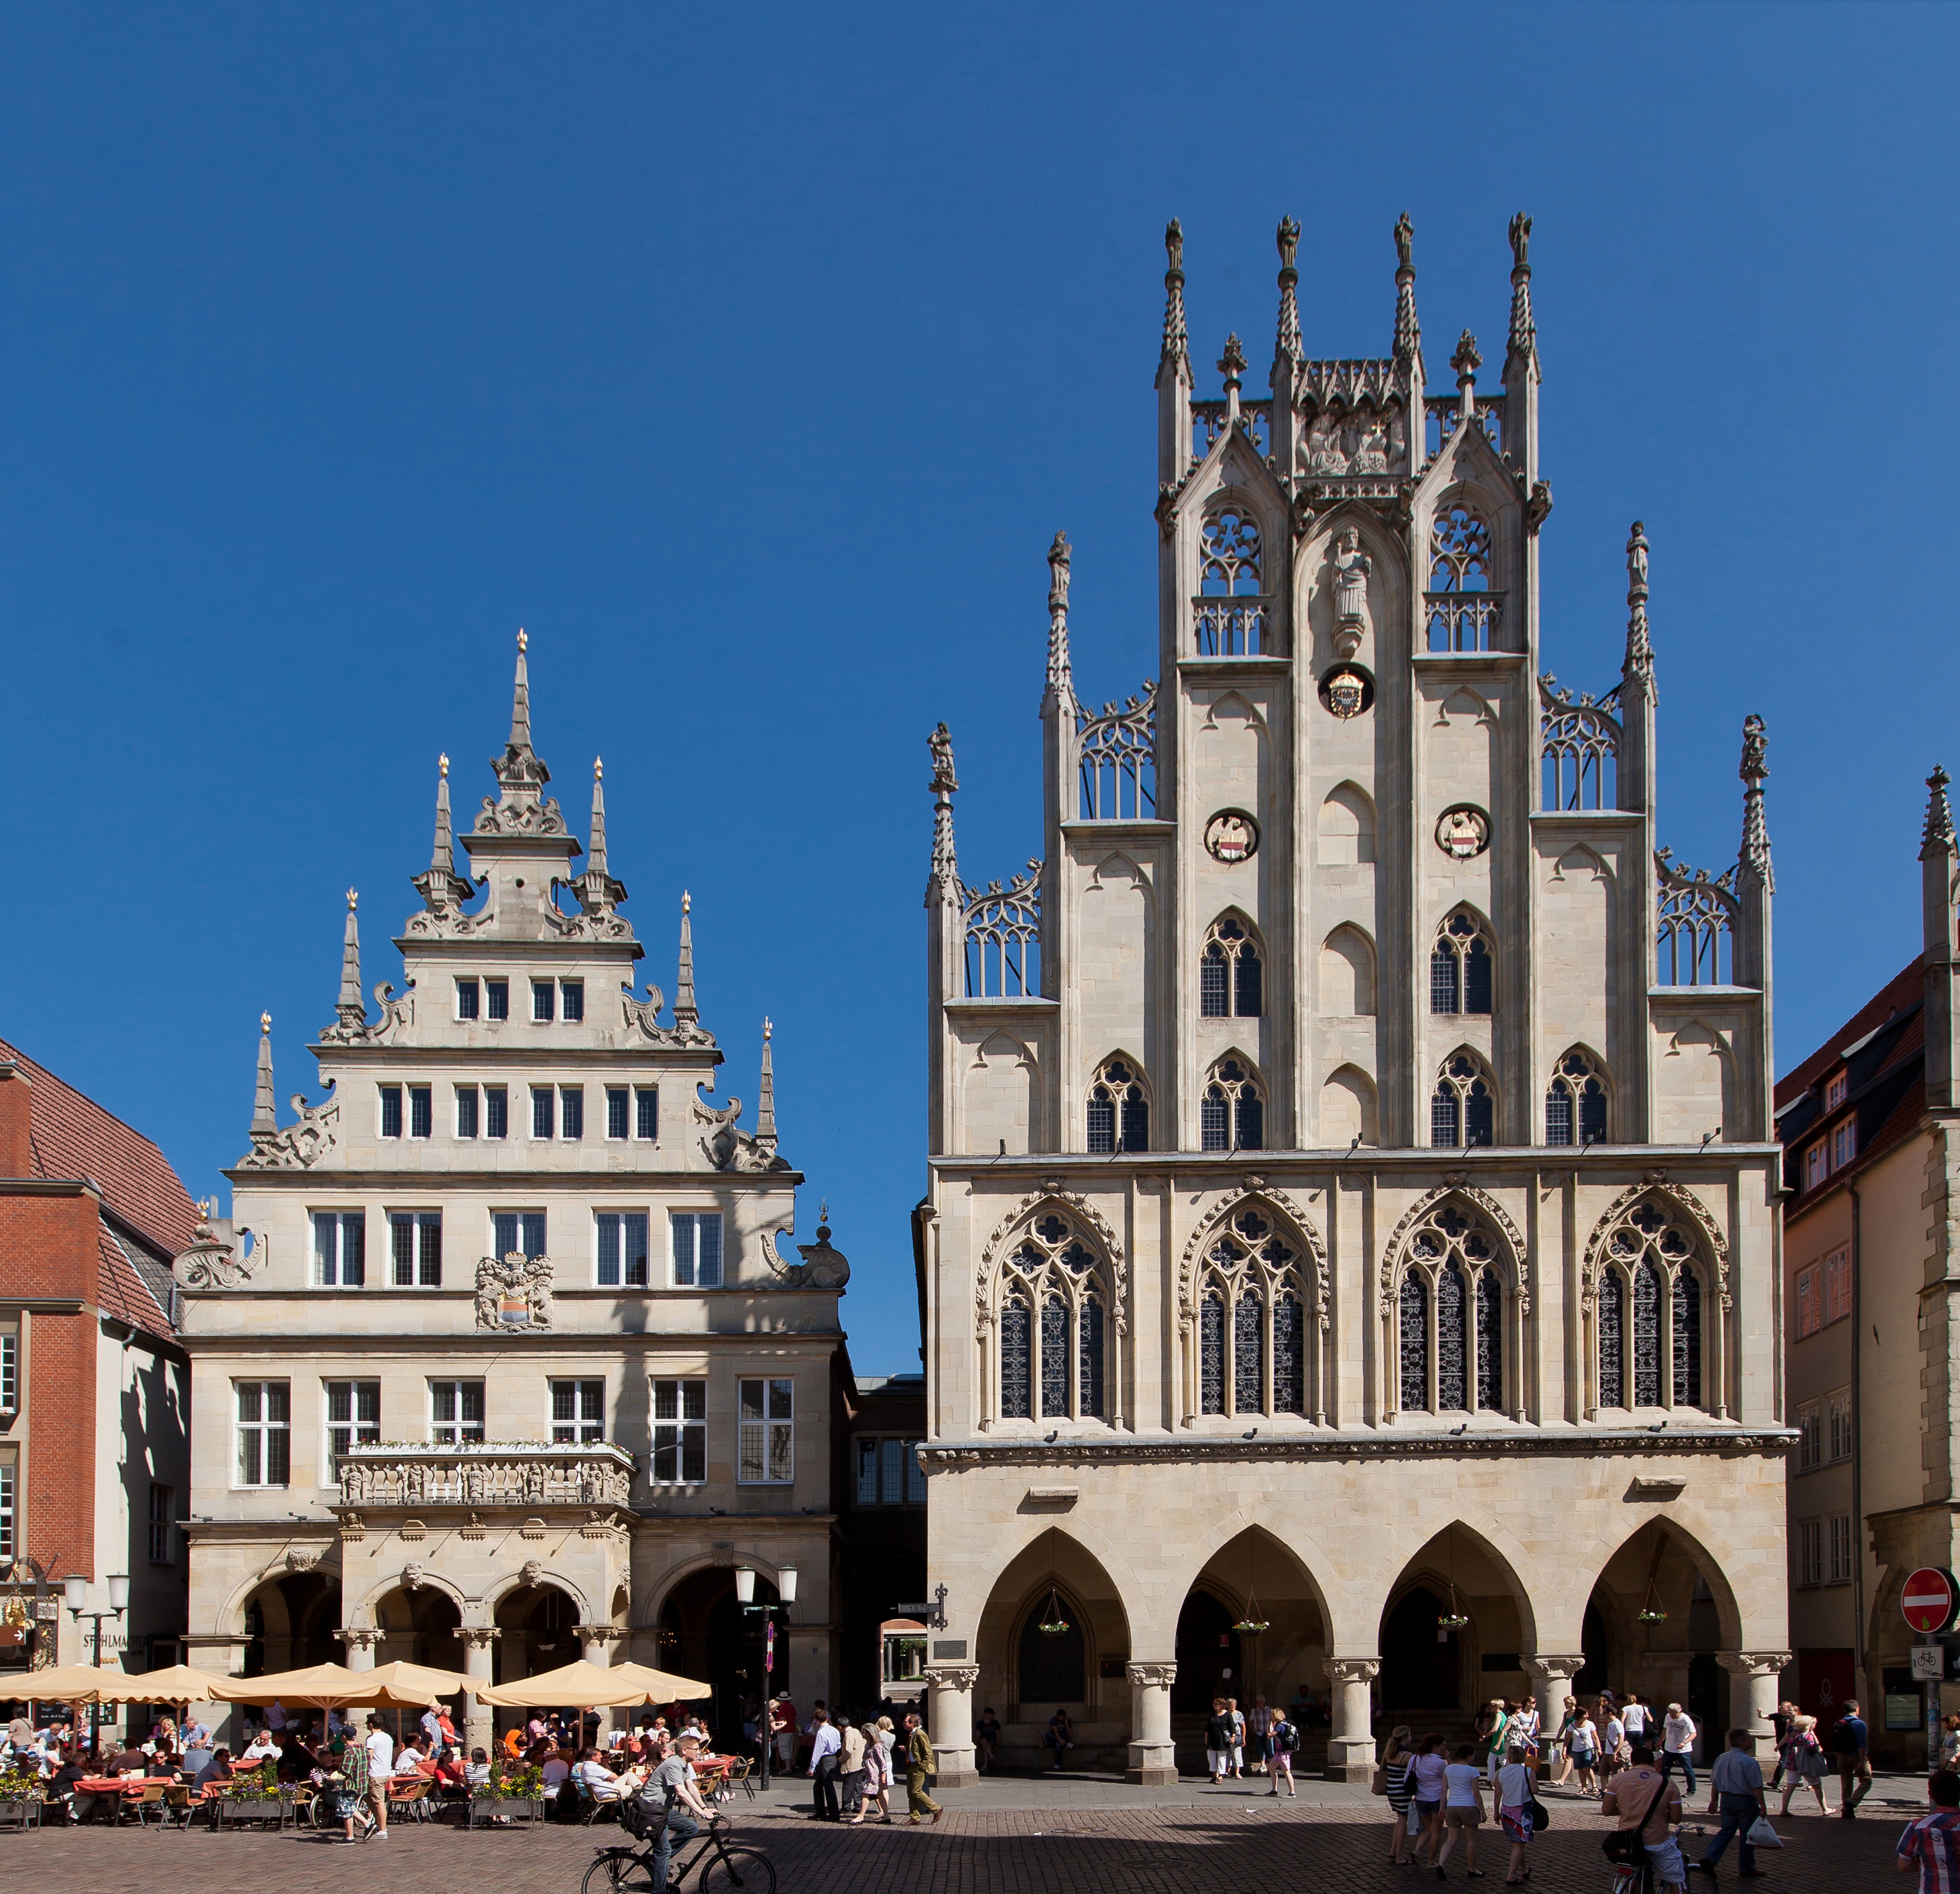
[1636,1607,1668,1623]
[1038,1615,1071,1636]
[1232,1618,1270,1635]
[1437,1611,1471,1630]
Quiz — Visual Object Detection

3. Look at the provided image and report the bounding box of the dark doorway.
[1172,1590,1241,1715]
[1381,1586,1461,1713]
[1575,1600,1609,1696]
[1687,1652,1721,1757]
[1017,1599,1085,1708]
[841,1547,927,1710]
[240,1572,339,1676]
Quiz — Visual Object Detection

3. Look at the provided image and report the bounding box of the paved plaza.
[0,1773,1926,1893]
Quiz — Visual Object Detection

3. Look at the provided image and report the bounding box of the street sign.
[1903,1568,1958,1634]
[1913,1646,1945,1681]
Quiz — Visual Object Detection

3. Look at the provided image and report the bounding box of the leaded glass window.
[1273,1293,1305,1415]
[1430,942,1458,1015]
[1432,912,1494,1016]
[1087,1056,1150,1154]
[1597,1271,1624,1408]
[1475,1268,1503,1411]
[1631,1260,1662,1408]
[1201,1087,1230,1151]
[1079,1296,1105,1418]
[1432,1053,1494,1149]
[1398,1274,1428,1411]
[1672,1269,1700,1408]
[1436,1261,1468,1410]
[1000,1297,1031,1418]
[1235,945,1262,1018]
[1546,1049,1609,1146]
[1202,1057,1264,1153]
[1234,1291,1263,1413]
[1086,1090,1115,1153]
[1202,915,1263,1018]
[1237,1092,1264,1151]
[1201,944,1229,1018]
[1040,1294,1068,1417]
[1200,1290,1226,1414]
[1431,1085,1459,1147]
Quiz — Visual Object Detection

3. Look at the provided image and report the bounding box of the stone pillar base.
[1324,1740,1376,1784]
[1127,1739,1178,1785]
[934,1743,978,1788]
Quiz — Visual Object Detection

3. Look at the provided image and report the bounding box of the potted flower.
[217,1759,286,1826]
[470,1757,545,1826]
[0,1764,44,1830]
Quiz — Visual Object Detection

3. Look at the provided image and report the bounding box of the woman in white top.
[1496,1742,1537,1885]
[1435,1742,1487,1878]
[1600,1710,1625,1785]
[1568,1708,1601,1795]
[1549,1695,1579,1785]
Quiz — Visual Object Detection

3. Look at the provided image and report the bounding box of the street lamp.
[63,1573,130,1746]
[736,1564,796,1790]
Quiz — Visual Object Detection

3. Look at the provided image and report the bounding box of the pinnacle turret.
[674,892,698,1027]
[250,1012,276,1139]
[1155,218,1189,388]
[755,1017,777,1149]
[1043,532,1076,719]
[1923,766,1956,860]
[488,628,552,809]
[1622,522,1656,704]
[1739,715,1773,892]
[926,722,960,905]
[1506,212,1538,373]
[569,757,629,919]
[413,753,472,913]
[1274,216,1302,371]
[335,891,366,1031]
[1393,213,1421,363]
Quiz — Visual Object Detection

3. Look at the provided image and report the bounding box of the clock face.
[1205,810,1258,864]
[1435,806,1490,860]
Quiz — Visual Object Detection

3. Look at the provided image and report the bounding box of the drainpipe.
[1849,1180,1866,1705]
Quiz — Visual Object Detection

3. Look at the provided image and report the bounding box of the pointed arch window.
[994,1209,1115,1425]
[1201,1056,1265,1153]
[1431,1053,1495,1149]
[1187,1204,1313,1422]
[1427,503,1499,652]
[1195,506,1267,655]
[1393,1202,1511,1416]
[1594,1197,1710,1414]
[1546,1049,1609,1146]
[1087,1057,1149,1154]
[1431,912,1493,1016]
[1200,915,1263,1018]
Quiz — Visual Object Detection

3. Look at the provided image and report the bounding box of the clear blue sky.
[3,4,1953,1377]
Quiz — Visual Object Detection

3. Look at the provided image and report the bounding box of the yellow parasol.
[95,1663,236,1704]
[473,1657,709,1709]
[222,1662,443,1710]
[17,1663,130,1703]
[361,1659,470,1702]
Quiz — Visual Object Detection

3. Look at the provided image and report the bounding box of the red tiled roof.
[0,1032,199,1258]
[96,1224,174,1341]
[1775,957,1924,1109]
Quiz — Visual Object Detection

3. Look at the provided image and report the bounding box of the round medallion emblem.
[1320,665,1373,720]
[1204,810,1259,864]
[1435,806,1490,860]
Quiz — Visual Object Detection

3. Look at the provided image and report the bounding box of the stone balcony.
[336,1441,634,1511]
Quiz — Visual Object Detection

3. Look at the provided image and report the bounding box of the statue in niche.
[1304,410,1349,476]
[1329,529,1373,658]
[1352,416,1388,474]
[1386,406,1409,472]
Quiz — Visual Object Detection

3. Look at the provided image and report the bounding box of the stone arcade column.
[184,1632,253,1750]
[926,1666,980,1787]
[459,1627,500,1754]
[1126,1662,1177,1785]
[1527,1654,1587,1755]
[337,1626,381,1670]
[1718,1651,1794,1759]
[1323,1657,1381,1782]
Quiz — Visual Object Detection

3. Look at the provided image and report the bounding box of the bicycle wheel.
[695,1845,777,1894]
[583,1850,660,1894]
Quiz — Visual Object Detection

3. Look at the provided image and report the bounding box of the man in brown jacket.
[904,1710,942,1824]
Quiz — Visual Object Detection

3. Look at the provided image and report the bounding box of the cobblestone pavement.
[0,1779,1921,1893]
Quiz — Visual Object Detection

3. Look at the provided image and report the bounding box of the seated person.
[110,1742,151,1776]
[239,1728,281,1768]
[46,1748,88,1820]
[431,1746,467,1791]
[464,1747,492,1788]
[194,1746,235,1790]
[573,1747,623,1801]
[540,1747,573,1790]
[146,1743,182,1778]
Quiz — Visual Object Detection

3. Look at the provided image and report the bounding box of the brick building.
[0,1044,196,1696]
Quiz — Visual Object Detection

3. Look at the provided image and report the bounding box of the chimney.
[0,1062,35,1177]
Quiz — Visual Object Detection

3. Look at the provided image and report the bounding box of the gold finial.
[595,756,604,779]
[439,753,449,777]
[517,627,527,653]
[764,1016,772,1040]
[683,890,691,914]
[259,1011,271,1034]
[346,888,358,911]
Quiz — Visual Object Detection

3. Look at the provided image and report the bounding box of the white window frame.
[531,979,555,1024]
[388,1211,443,1288]
[484,1084,508,1140]
[854,1434,926,1507]
[0,1329,16,1415]
[0,1453,14,1564]
[1827,1513,1855,1585]
[1803,1141,1826,1190]
[429,1378,485,1444]
[455,1084,480,1140]
[1824,1072,1847,1111]
[595,1210,651,1288]
[560,1085,584,1141]
[1795,1400,1822,1472]
[550,1378,606,1444]
[485,977,510,1021]
[235,1379,291,1488]
[409,1084,433,1140]
[1827,1388,1854,1463]
[560,978,585,1022]
[378,1084,403,1139]
[324,1378,380,1475]
[1831,1120,1855,1172]
[605,1087,630,1141]
[455,976,481,1021]
[636,1086,660,1142]
[651,1377,707,1484]
[1823,1246,1852,1324]
[530,1085,555,1140]
[671,1212,724,1288]
[1796,1518,1822,1587]
[312,1211,366,1288]
[1794,1263,1821,1340]
[492,1210,547,1260]
[738,1376,793,1485]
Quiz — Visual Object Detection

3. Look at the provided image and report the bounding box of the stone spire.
[251,1012,276,1139]
[1621,521,1656,703]
[588,758,609,876]
[674,892,698,1028]
[510,627,532,750]
[1393,213,1421,363]
[1274,216,1302,371]
[926,722,961,905]
[1450,330,1482,416]
[1155,218,1189,388]
[335,891,366,1031]
[755,1017,777,1149]
[413,754,472,913]
[1506,213,1538,372]
[489,628,552,809]
[1924,765,1956,860]
[1739,714,1773,892]
[569,757,629,919]
[1043,532,1077,718]
[1217,332,1246,424]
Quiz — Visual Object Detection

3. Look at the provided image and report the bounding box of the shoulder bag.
[1601,1777,1667,1866]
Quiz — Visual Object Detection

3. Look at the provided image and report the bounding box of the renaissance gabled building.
[917,218,1791,1781]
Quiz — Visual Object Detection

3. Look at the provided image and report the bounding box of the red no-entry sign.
[1903,1568,1958,1634]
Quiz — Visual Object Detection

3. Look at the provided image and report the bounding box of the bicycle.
[581,1813,775,1894]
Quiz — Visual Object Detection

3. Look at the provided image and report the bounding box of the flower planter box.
[469,1796,545,1828]
[216,1796,289,1830]
[0,1797,42,1832]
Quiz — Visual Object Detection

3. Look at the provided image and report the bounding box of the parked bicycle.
[581,1812,775,1894]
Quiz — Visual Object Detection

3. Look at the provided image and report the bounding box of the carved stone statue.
[1330,528,1373,658]
[474,1251,553,1330]
[1304,410,1349,477]
[521,1558,543,1587]
[929,722,958,796]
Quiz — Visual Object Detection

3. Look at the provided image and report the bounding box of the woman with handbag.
[1375,1724,1415,1864]
[1497,1742,1539,1885]
[1549,1696,1578,1787]
[1776,1713,1829,1818]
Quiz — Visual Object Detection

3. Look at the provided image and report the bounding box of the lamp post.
[736,1565,797,1790]
[63,1573,130,1747]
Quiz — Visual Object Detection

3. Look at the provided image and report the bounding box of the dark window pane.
[1040,1296,1068,1417]
[1000,1298,1031,1418]
[455,978,480,1020]
[1672,1269,1701,1407]
[1545,1085,1573,1146]
[561,981,584,1022]
[341,1214,364,1287]
[493,1211,518,1255]
[1200,946,1229,1018]
[1475,1270,1503,1410]
[392,1214,416,1287]
[1236,1093,1264,1151]
[1078,1299,1104,1419]
[636,1088,659,1140]
[560,1087,584,1140]
[1200,1292,1226,1414]
[1598,1270,1625,1407]
[1273,1294,1305,1414]
[1465,1085,1494,1147]
[409,1086,432,1139]
[485,979,509,1020]
[1120,1092,1149,1152]
[1233,1292,1263,1413]
[1430,946,1458,1015]
[1579,1080,1608,1144]
[485,1086,507,1139]
[1431,1088,1459,1148]
[521,1211,547,1258]
[532,980,554,1022]
[1086,1090,1115,1155]
[1436,1262,1467,1410]
[419,1213,441,1287]
[1632,1260,1662,1407]
[606,1088,629,1140]
[379,1087,403,1138]
[1235,948,1262,1018]
[1201,1088,1229,1152]
[625,1213,649,1288]
[597,1215,621,1286]
[456,1087,478,1139]
[1398,1275,1428,1411]
[1464,939,1493,1014]
[532,1087,554,1139]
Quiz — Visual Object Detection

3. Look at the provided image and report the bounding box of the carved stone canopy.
[1323,1657,1382,1684]
[926,1665,981,1693]
[1127,1661,1178,1689]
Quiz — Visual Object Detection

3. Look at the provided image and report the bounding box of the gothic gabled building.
[916,218,1790,1781]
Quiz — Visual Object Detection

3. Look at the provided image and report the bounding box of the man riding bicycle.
[644,1731,716,1887]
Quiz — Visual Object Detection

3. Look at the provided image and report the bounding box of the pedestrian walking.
[807,1707,842,1822]
[1550,1696,1579,1786]
[1765,1702,1793,1790]
[1228,1696,1246,1777]
[1411,1732,1450,1867]
[1603,1742,1686,1894]
[1622,1694,1652,1751]
[1436,1741,1487,1878]
[1497,1742,1536,1885]
[838,1715,867,1819]
[1267,1705,1298,1799]
[850,1719,893,1825]
[1940,1715,1960,1773]
[1689,1726,1768,1878]
[1661,1703,1698,1796]
[1832,1699,1872,1819]
[362,1715,392,1841]
[1478,1698,1510,1784]
[1777,1713,1829,1817]
[1567,1705,1600,1796]
[1248,1694,1274,1775]
[1601,1703,1627,1785]
[903,1710,942,1825]
[1378,1724,1415,1862]
[1897,1768,1960,1892]
[1205,1699,1235,1786]
[335,1728,372,1843]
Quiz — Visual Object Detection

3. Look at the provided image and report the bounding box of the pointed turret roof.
[569,757,630,919]
[1622,521,1656,705]
[1505,212,1539,377]
[1393,213,1421,364]
[251,1012,276,1139]
[412,753,473,914]
[1155,218,1190,388]
[335,891,366,1031]
[478,629,559,826]
[926,722,960,905]
[1923,766,1955,860]
[674,891,698,1027]
[1043,532,1077,719]
[755,1017,777,1150]
[1739,714,1773,892]
[1274,216,1302,372]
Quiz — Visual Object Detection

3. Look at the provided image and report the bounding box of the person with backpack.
[1832,1699,1872,1818]
[1266,1705,1298,1799]
[1602,1741,1686,1894]
[1497,1741,1538,1885]
[1897,1767,1960,1891]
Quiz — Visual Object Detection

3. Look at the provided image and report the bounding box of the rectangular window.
[1824,1246,1852,1323]
[389,1211,442,1287]
[1824,1072,1848,1111]
[485,978,509,1021]
[409,1085,432,1139]
[312,1211,366,1287]
[532,979,555,1023]
[0,1330,16,1414]
[550,1378,605,1444]
[1795,1263,1821,1340]
[856,1436,878,1505]
[1803,1141,1827,1190]
[561,980,584,1022]
[595,1211,650,1288]
[882,1437,907,1505]
[235,1380,291,1487]
[1828,1388,1854,1463]
[324,1379,380,1472]
[455,978,481,1020]
[1797,1519,1822,1587]
[531,1086,555,1139]
[560,1086,584,1141]
[636,1087,660,1141]
[493,1211,548,1258]
[1796,1400,1822,1471]
[1831,1120,1856,1172]
[1827,1514,1855,1585]
[606,1087,630,1140]
[485,1085,508,1139]
[455,1085,479,1139]
[378,1086,403,1139]
[0,1455,14,1564]
[429,1378,485,1444]
[738,1377,794,1484]
[671,1212,724,1288]
[148,1483,174,1564]
[651,1377,707,1483]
